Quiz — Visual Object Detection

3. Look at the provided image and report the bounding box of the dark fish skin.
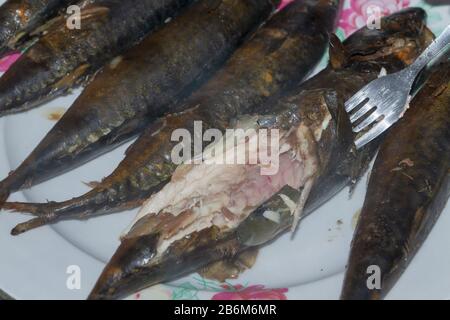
[0,0,279,207]
[0,0,195,116]
[5,0,341,234]
[0,0,77,55]
[341,62,450,300]
[88,8,433,300]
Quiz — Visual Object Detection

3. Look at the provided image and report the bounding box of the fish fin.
[51,64,91,92]
[199,248,259,282]
[0,190,10,209]
[83,180,101,188]
[329,33,348,70]
[346,141,378,198]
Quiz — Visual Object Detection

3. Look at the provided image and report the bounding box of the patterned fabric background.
[0,0,448,300]
[133,0,450,300]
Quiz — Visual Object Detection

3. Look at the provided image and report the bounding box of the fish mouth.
[89,100,334,299]
[344,8,433,69]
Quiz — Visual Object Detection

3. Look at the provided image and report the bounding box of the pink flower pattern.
[339,0,410,36]
[212,284,288,300]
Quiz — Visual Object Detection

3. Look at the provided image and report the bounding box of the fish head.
[343,8,434,72]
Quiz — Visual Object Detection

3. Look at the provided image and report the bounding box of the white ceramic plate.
[0,0,449,300]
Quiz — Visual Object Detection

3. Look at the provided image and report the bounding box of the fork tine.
[354,120,391,149]
[345,90,368,112]
[353,110,381,132]
[349,101,374,123]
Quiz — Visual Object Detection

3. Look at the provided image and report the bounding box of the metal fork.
[345,25,450,149]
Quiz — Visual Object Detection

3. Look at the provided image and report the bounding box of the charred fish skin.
[88,9,433,300]
[0,0,76,55]
[341,62,450,300]
[4,0,340,233]
[0,0,195,116]
[0,0,278,206]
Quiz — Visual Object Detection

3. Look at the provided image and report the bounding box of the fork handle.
[407,25,450,78]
